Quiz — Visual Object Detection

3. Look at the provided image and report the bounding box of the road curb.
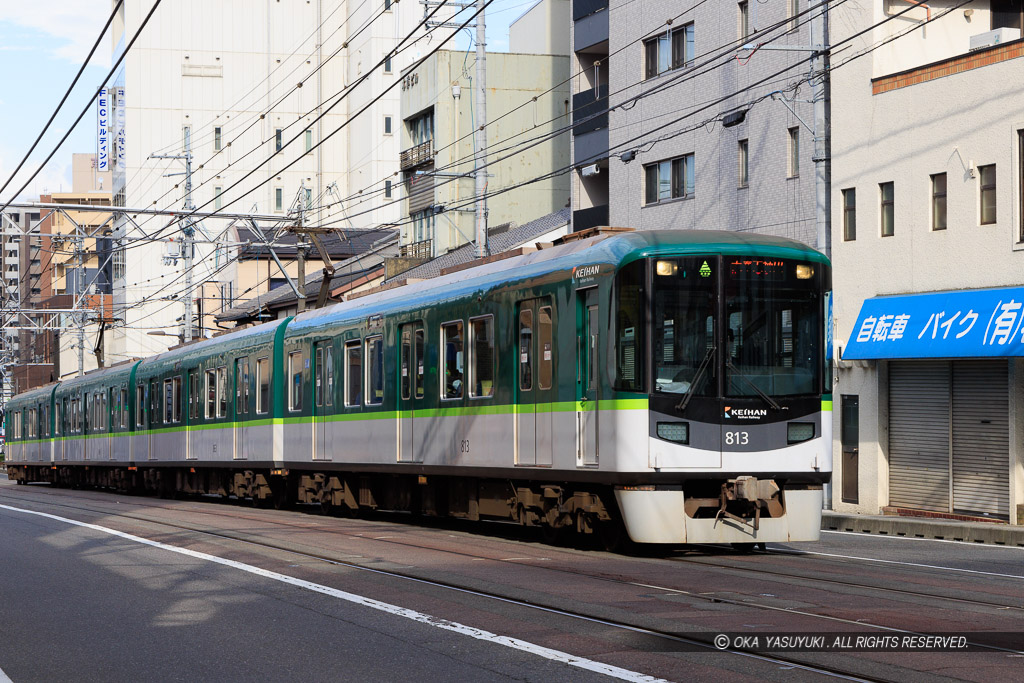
[822,511,1024,547]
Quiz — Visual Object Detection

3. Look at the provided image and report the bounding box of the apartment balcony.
[572,84,608,136]
[400,239,433,259]
[574,0,608,53]
[573,204,609,232]
[573,127,609,167]
[400,140,434,171]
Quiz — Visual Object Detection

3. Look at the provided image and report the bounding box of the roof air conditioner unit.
[969,27,1021,52]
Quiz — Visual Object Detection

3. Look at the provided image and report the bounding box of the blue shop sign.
[844,286,1024,359]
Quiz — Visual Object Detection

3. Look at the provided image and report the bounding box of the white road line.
[0,665,12,683]
[822,529,1024,550]
[773,547,1024,580]
[0,504,666,683]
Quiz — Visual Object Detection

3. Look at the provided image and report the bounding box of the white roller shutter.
[888,361,950,512]
[952,361,1009,517]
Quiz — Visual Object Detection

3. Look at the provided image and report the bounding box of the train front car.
[610,233,832,545]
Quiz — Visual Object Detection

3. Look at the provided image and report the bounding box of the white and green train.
[5,230,832,546]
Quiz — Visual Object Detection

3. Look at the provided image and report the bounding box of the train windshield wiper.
[726,361,782,411]
[675,345,715,413]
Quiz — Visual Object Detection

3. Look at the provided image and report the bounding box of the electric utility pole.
[150,128,197,343]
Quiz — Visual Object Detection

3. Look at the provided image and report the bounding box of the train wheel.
[597,519,630,553]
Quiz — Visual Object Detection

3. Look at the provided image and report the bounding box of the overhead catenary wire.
[0,0,165,214]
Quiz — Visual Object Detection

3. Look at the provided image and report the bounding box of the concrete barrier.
[822,511,1024,547]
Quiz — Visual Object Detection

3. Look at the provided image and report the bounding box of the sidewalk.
[822,511,1024,547]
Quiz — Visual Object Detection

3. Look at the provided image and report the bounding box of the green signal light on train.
[699,261,712,277]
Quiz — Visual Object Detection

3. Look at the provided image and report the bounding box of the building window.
[183,125,191,153]
[787,127,799,178]
[931,173,946,230]
[788,0,800,31]
[274,187,284,212]
[384,180,393,199]
[880,182,895,237]
[979,164,996,225]
[275,128,283,152]
[738,1,750,40]
[214,186,223,211]
[644,154,694,204]
[411,209,435,243]
[441,321,464,400]
[305,129,313,153]
[384,115,392,135]
[304,187,313,210]
[288,350,303,412]
[469,315,494,398]
[842,188,856,241]
[738,139,749,188]
[214,126,222,152]
[384,55,392,73]
[1019,131,1024,241]
[644,23,694,79]
[384,0,391,9]
[409,110,433,145]
[992,0,1024,30]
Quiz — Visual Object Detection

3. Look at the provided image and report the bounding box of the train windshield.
[723,257,822,397]
[652,257,717,396]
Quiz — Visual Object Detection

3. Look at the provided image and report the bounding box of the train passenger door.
[398,323,424,463]
[516,299,554,466]
[576,288,599,467]
[234,359,250,460]
[313,341,333,461]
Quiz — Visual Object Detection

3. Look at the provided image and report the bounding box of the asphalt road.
[1,477,1022,682]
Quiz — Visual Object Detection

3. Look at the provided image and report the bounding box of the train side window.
[519,309,533,392]
[614,259,645,392]
[469,315,494,398]
[345,341,362,406]
[288,351,303,412]
[205,369,217,419]
[539,306,554,390]
[236,358,250,415]
[173,377,182,423]
[217,366,228,418]
[366,336,384,405]
[442,321,464,400]
[256,357,270,414]
[120,387,128,429]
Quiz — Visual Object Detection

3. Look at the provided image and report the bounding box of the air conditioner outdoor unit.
[969,27,1021,52]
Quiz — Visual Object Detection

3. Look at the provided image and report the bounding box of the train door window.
[325,346,334,407]
[173,377,182,423]
[539,306,553,390]
[164,379,174,423]
[587,305,599,392]
[101,393,108,430]
[441,321,464,399]
[316,347,325,406]
[415,330,425,399]
[188,371,198,420]
[469,315,494,398]
[44,405,50,437]
[614,259,645,391]
[401,328,412,400]
[288,351,303,412]
[519,309,533,391]
[136,385,145,427]
[345,341,362,406]
[205,369,217,418]
[28,408,35,438]
[54,403,61,437]
[366,336,384,405]
[256,357,270,414]
[217,366,228,418]
[236,358,250,415]
[119,387,125,429]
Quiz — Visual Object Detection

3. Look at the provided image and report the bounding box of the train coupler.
[716,477,782,532]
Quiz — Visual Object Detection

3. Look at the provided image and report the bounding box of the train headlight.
[787,422,815,443]
[656,260,678,276]
[657,421,689,444]
[795,264,815,279]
